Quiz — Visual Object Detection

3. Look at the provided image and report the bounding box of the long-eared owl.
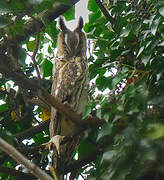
[50,16,88,171]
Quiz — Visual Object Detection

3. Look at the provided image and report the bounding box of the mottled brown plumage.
[49,17,88,175]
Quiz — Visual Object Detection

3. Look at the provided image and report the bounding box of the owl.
[49,16,88,174]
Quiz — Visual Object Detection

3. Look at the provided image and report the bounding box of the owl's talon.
[43,135,65,156]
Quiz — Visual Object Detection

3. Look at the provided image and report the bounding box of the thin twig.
[19,0,42,80]
[95,0,114,25]
[31,23,41,80]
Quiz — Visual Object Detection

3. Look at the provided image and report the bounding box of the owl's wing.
[54,57,86,103]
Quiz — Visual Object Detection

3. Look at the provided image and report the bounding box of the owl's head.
[57,16,86,58]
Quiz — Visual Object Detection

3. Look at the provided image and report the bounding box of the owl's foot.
[43,135,65,156]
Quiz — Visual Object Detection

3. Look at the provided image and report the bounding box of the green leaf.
[18,48,27,66]
[0,16,10,29]
[27,40,36,52]
[112,73,126,89]
[63,6,75,21]
[158,41,164,46]
[126,101,139,115]
[84,23,95,33]
[132,21,141,35]
[101,150,117,163]
[12,22,25,36]
[46,21,57,39]
[103,112,110,121]
[0,129,13,145]
[82,101,92,119]
[0,1,10,13]
[0,103,9,112]
[89,10,101,24]
[96,75,107,90]
[12,1,24,10]
[97,123,113,141]
[40,59,53,78]
[33,0,54,13]
[159,6,164,16]
[88,0,99,12]
[151,17,160,36]
[78,139,95,158]
[93,25,103,36]
[48,45,53,54]
[137,46,144,58]
[125,84,136,99]
[120,25,131,37]
[96,108,102,119]
[89,65,106,80]
[141,55,151,66]
[36,53,44,65]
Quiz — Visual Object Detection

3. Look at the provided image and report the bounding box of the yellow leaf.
[11,105,22,121]
[40,108,50,122]
[27,40,36,52]
[18,105,22,117]
[11,111,16,120]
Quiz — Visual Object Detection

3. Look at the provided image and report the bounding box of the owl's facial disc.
[64,31,80,54]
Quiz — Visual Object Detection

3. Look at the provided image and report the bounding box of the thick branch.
[25,95,51,111]
[15,119,50,140]
[41,88,105,128]
[95,0,114,25]
[0,137,53,180]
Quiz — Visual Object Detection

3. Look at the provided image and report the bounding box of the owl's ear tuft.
[58,17,67,31]
[76,16,84,31]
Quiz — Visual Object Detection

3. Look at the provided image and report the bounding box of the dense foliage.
[0,0,164,179]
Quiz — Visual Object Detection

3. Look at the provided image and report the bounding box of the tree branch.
[31,23,41,80]
[15,119,50,140]
[0,137,53,180]
[95,0,114,25]
[41,88,105,128]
